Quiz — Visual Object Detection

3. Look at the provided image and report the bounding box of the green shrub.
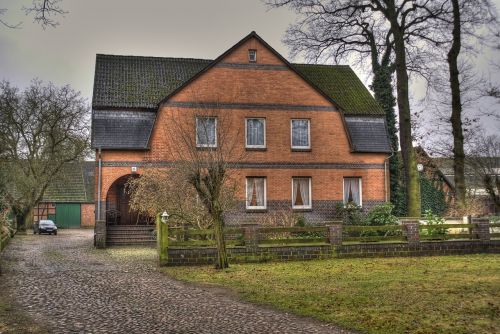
[335,202,365,225]
[422,209,447,236]
[365,203,398,226]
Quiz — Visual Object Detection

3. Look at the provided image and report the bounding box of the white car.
[34,220,58,235]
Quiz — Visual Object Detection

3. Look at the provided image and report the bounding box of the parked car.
[34,220,58,235]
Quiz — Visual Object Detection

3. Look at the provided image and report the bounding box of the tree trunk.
[212,213,228,269]
[15,207,33,234]
[448,0,466,207]
[390,22,421,217]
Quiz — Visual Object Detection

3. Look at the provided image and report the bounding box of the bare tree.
[466,134,500,212]
[1,0,66,29]
[149,96,245,269]
[127,169,211,230]
[0,80,89,232]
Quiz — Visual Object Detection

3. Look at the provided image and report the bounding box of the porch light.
[161,211,169,224]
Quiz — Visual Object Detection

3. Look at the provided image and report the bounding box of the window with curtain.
[291,119,310,149]
[246,177,266,209]
[196,117,217,147]
[246,118,265,148]
[292,177,311,209]
[343,177,362,206]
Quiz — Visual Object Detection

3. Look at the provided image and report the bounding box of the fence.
[165,218,500,266]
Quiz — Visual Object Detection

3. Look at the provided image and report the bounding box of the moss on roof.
[293,64,384,115]
[92,55,383,116]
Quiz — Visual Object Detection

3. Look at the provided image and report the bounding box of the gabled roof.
[42,162,95,203]
[91,32,383,116]
[91,31,390,152]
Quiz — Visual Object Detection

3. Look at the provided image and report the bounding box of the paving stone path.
[0,230,355,334]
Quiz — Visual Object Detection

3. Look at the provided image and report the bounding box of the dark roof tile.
[345,117,391,153]
[92,110,155,149]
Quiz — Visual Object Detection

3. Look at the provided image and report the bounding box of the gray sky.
[1,0,499,137]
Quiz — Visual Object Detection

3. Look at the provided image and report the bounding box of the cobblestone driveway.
[0,230,354,334]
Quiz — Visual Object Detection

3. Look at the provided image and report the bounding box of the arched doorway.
[105,174,152,225]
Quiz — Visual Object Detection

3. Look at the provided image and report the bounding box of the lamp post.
[417,164,424,217]
[161,211,169,224]
[157,210,169,266]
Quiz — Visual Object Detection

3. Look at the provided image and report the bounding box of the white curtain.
[247,178,265,207]
[196,117,216,146]
[247,119,264,146]
[344,178,361,205]
[293,178,310,207]
[292,120,309,147]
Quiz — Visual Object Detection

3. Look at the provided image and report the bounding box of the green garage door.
[55,203,81,228]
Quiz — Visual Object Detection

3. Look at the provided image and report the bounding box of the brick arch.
[104,173,150,225]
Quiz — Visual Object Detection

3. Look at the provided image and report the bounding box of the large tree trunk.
[390,22,421,217]
[448,0,466,207]
[14,207,33,234]
[212,212,228,269]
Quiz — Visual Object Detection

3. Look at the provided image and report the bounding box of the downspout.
[97,147,102,220]
[384,151,394,202]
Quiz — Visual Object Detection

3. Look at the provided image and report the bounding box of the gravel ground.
[0,229,354,334]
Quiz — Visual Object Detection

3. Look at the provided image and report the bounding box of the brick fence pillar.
[243,224,259,251]
[94,220,106,249]
[402,221,420,245]
[472,218,490,242]
[327,224,342,246]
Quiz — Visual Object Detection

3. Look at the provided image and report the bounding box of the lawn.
[165,254,500,334]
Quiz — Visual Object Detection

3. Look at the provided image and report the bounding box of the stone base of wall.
[338,240,500,258]
[166,240,500,266]
[224,200,384,225]
[167,245,334,266]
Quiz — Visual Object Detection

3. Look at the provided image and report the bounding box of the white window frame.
[291,177,312,209]
[342,177,363,207]
[290,119,311,149]
[196,116,217,148]
[245,118,266,149]
[246,177,267,210]
[248,49,257,62]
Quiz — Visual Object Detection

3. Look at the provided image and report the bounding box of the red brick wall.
[81,203,95,227]
[95,36,389,221]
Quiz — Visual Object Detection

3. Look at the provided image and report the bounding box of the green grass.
[165,255,500,334]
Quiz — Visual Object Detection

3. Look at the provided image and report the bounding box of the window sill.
[196,146,217,151]
[292,208,312,212]
[291,148,312,152]
[246,209,268,213]
[246,147,267,152]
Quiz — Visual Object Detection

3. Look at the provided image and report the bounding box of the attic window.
[248,49,257,62]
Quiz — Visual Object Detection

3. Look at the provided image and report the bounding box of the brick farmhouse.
[91,32,391,229]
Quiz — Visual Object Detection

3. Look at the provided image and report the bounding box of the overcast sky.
[1,0,499,137]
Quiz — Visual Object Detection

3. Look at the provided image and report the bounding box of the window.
[248,49,257,62]
[291,119,310,149]
[196,117,217,147]
[343,177,362,206]
[246,177,266,209]
[292,177,312,209]
[246,118,266,148]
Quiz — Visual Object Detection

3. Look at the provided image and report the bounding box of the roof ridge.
[96,54,213,62]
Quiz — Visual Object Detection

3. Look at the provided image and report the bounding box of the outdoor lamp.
[417,163,424,172]
[161,211,169,224]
